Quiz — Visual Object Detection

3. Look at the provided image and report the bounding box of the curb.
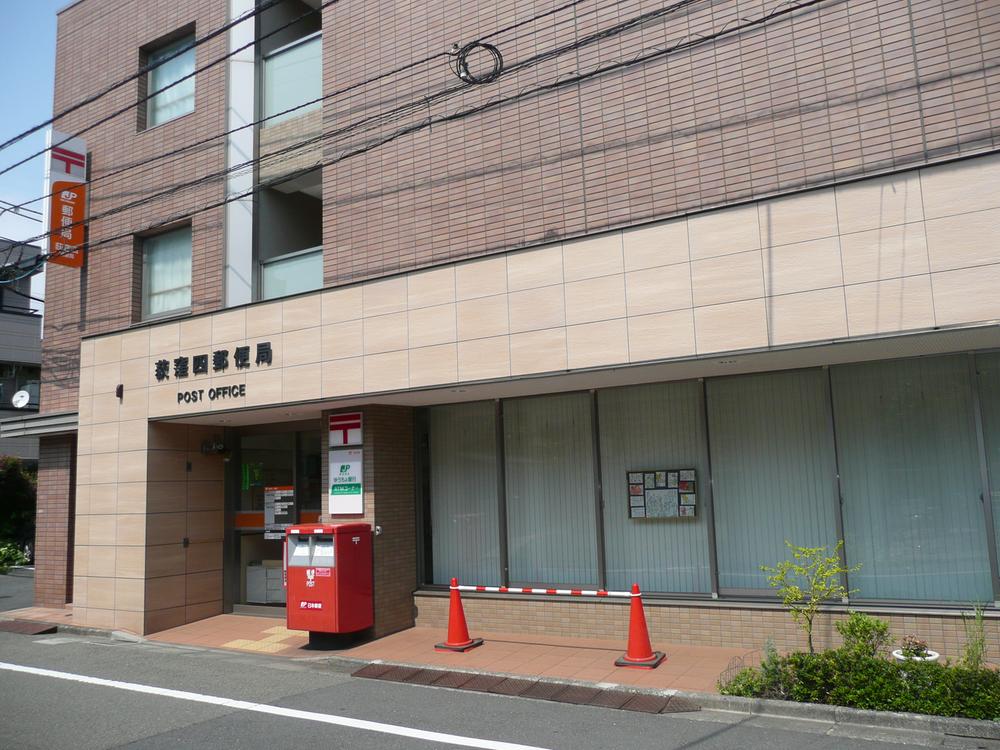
[336,656,1000,743]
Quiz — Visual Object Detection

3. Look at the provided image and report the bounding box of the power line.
[0,0,625,222]
[0,0,340,179]
[4,0,827,284]
[0,0,286,154]
[1,0,716,268]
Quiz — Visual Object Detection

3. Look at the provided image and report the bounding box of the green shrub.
[835,611,892,659]
[0,542,28,574]
[959,605,987,670]
[718,649,1000,721]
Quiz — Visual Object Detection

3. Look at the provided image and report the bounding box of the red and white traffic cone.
[614,583,665,669]
[434,577,484,653]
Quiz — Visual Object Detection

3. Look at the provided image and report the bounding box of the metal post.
[495,399,510,588]
[967,353,1000,603]
[591,390,607,591]
[699,379,721,598]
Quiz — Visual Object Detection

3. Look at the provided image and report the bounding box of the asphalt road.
[0,568,34,612]
[0,628,917,750]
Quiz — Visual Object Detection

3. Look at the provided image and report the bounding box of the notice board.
[627,469,697,519]
[264,485,296,539]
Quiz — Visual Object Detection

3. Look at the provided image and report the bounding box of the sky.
[0,0,67,307]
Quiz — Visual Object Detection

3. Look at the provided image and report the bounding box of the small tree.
[761,540,859,654]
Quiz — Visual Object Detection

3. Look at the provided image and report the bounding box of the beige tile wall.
[78,153,1000,423]
[73,416,225,634]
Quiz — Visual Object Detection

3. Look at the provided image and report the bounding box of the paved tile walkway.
[147,615,748,693]
[3,606,750,693]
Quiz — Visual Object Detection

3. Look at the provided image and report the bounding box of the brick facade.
[34,435,75,608]
[323,406,417,637]
[321,0,1000,284]
[414,594,1000,664]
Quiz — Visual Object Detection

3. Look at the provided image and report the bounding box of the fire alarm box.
[285,523,372,634]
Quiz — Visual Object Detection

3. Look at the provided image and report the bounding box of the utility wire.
[0,0,627,220]
[2,0,716,267]
[0,0,339,179]
[2,0,827,284]
[0,0,286,153]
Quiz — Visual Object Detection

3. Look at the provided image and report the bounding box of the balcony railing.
[262,32,322,126]
[260,246,322,300]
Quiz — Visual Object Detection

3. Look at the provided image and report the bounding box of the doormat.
[352,662,700,714]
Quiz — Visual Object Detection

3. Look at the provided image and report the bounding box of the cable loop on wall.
[450,41,504,84]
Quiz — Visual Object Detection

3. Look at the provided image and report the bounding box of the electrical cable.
[0,0,626,220]
[0,0,286,154]
[0,0,340,179]
[0,0,828,284]
[1,0,720,268]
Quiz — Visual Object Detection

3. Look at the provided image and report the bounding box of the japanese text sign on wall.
[329,413,363,515]
[46,129,88,269]
[153,341,272,382]
[627,469,697,519]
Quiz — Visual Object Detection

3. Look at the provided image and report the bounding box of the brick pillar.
[34,434,76,608]
[324,405,416,637]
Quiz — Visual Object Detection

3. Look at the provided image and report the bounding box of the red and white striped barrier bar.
[453,583,634,598]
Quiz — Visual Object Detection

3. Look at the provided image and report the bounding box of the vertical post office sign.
[45,129,88,269]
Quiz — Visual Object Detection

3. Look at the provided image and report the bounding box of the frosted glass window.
[504,392,598,586]
[832,356,993,602]
[263,35,322,125]
[708,370,840,591]
[142,226,191,318]
[261,248,322,300]
[975,352,1000,563]
[428,402,500,585]
[598,382,711,593]
[147,35,195,127]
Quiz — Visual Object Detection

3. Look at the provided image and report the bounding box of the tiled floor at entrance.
[145,615,750,693]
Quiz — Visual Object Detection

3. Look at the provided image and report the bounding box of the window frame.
[138,224,193,321]
[138,25,197,131]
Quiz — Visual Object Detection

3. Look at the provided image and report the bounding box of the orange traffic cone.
[614,583,665,668]
[434,577,484,652]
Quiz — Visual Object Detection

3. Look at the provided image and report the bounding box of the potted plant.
[892,635,940,663]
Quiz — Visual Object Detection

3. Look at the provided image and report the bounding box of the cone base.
[434,638,484,653]
[615,650,665,669]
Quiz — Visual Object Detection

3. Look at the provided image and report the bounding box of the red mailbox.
[284,522,373,634]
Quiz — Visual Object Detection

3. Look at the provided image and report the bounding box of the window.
[427,402,501,585]
[707,370,841,592]
[598,382,712,593]
[832,356,993,602]
[141,226,192,319]
[263,33,322,125]
[504,393,598,586]
[144,33,195,128]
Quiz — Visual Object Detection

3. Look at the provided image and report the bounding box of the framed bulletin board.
[626,469,696,518]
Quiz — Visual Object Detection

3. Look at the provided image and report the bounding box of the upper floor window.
[141,226,192,319]
[143,32,196,128]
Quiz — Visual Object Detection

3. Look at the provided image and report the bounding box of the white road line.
[0,661,549,750]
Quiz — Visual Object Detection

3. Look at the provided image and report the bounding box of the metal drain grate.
[621,694,670,713]
[351,663,700,715]
[403,669,450,685]
[0,620,58,636]
[487,678,537,696]
[550,685,603,705]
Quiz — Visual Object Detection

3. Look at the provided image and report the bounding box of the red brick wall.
[321,0,1000,283]
[324,406,417,637]
[42,0,228,414]
[34,435,75,607]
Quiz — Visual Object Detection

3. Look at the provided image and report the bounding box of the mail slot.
[284,522,372,634]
